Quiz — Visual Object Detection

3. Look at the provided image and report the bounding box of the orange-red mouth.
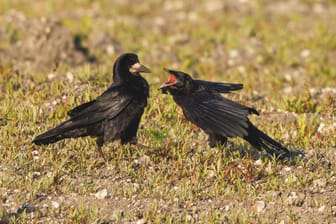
[159,74,177,89]
[166,74,177,85]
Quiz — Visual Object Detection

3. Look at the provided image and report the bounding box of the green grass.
[1,0,336,223]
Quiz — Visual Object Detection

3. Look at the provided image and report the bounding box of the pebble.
[66,72,74,82]
[138,155,151,166]
[51,201,60,209]
[186,214,192,221]
[332,206,336,216]
[255,201,266,213]
[94,189,110,199]
[300,49,311,58]
[283,167,292,172]
[223,205,230,211]
[48,73,56,80]
[136,218,146,224]
[317,122,336,134]
[287,192,305,206]
[313,178,326,188]
[254,159,263,166]
[318,205,325,213]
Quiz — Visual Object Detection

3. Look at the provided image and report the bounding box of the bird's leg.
[209,134,228,147]
[96,137,107,161]
[128,137,138,145]
[97,145,107,161]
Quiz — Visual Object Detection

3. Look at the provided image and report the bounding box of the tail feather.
[32,120,87,145]
[244,122,289,157]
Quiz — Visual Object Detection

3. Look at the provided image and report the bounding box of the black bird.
[33,53,151,159]
[159,68,289,158]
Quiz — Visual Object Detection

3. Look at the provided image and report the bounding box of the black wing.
[33,85,133,145]
[176,92,258,138]
[68,100,96,117]
[194,80,243,93]
[67,86,133,127]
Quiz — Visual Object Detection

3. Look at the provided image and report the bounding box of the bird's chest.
[129,79,150,99]
[173,95,194,118]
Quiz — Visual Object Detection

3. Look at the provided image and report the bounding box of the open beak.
[129,62,151,74]
[159,68,178,89]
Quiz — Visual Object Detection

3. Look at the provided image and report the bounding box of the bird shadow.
[222,142,306,165]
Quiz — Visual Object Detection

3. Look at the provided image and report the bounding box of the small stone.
[317,122,336,134]
[106,45,115,55]
[207,170,216,178]
[283,167,291,172]
[51,201,60,209]
[136,218,146,224]
[300,49,311,58]
[255,201,266,213]
[186,214,192,221]
[48,73,56,80]
[229,49,239,58]
[138,155,151,166]
[94,189,110,199]
[254,159,263,166]
[313,178,326,188]
[332,206,336,216]
[66,72,74,82]
[287,192,305,206]
[32,150,39,156]
[287,192,298,206]
[33,172,41,178]
[223,205,230,211]
[318,205,325,213]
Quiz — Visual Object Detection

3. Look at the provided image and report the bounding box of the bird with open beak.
[159,68,289,158]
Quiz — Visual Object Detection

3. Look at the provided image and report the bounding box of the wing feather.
[64,85,133,129]
[176,92,257,138]
[68,100,96,117]
[194,80,243,93]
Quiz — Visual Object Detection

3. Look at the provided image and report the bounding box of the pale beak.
[129,62,151,74]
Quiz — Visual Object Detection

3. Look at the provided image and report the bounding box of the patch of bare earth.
[1,0,336,223]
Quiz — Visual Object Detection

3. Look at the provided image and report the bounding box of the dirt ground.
[0,0,335,223]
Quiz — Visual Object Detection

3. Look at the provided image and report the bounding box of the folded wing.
[33,85,133,145]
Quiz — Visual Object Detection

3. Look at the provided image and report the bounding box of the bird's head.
[113,53,151,83]
[159,68,194,95]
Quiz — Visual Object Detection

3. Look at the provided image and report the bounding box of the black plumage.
[33,53,150,158]
[159,68,289,158]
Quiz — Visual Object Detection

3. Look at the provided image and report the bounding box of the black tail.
[244,122,289,158]
[32,120,86,145]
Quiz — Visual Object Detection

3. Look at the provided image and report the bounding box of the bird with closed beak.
[33,53,151,160]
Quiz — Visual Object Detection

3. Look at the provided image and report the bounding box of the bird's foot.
[97,146,107,162]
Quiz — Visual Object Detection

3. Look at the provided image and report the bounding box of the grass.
[0,0,336,223]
